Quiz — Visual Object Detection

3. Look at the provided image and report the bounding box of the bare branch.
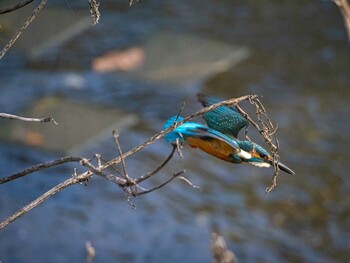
[0,156,82,184]
[333,0,350,42]
[135,144,176,184]
[0,113,58,124]
[88,0,100,25]
[1,94,275,229]
[0,0,48,59]
[0,0,34,14]
[265,173,278,194]
[177,176,200,190]
[129,0,139,6]
[0,171,93,230]
[235,97,281,193]
[86,241,95,263]
[211,232,237,263]
[113,130,132,182]
[133,170,185,196]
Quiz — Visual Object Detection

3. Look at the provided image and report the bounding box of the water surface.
[0,1,349,262]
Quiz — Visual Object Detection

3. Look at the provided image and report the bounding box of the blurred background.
[0,0,349,262]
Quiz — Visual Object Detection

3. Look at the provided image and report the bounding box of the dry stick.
[0,171,92,230]
[88,0,100,25]
[236,100,281,194]
[0,158,126,229]
[113,130,136,204]
[3,96,256,187]
[177,176,200,189]
[113,130,131,182]
[235,105,272,148]
[85,241,96,263]
[1,96,254,186]
[124,145,177,197]
[0,156,82,184]
[333,0,350,42]
[0,0,34,14]
[131,145,185,197]
[0,95,258,229]
[129,0,139,6]
[0,0,48,59]
[135,145,176,184]
[250,97,281,194]
[133,170,185,196]
[0,113,57,124]
[79,158,126,185]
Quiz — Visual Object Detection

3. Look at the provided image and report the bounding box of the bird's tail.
[163,116,185,143]
[163,116,184,129]
[163,116,212,144]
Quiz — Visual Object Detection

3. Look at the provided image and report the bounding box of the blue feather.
[163,116,240,150]
[197,94,248,138]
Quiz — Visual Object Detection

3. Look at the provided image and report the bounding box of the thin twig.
[249,97,281,193]
[178,176,200,190]
[0,172,93,230]
[129,0,139,6]
[175,138,184,158]
[265,173,278,194]
[0,0,34,14]
[211,232,237,263]
[0,95,260,229]
[135,145,176,184]
[88,0,100,25]
[133,170,185,196]
[0,156,82,184]
[86,241,95,263]
[0,0,48,59]
[113,130,131,182]
[235,98,282,193]
[0,113,58,124]
[333,0,350,42]
[79,157,126,184]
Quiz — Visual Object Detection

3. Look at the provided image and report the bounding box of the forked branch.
[0,95,280,230]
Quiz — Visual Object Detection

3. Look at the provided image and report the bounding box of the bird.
[198,93,294,174]
[163,116,252,161]
[162,94,295,175]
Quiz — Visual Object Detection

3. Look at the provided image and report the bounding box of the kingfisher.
[163,94,295,175]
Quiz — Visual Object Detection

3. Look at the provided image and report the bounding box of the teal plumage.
[197,93,248,138]
[162,95,295,175]
[164,116,248,153]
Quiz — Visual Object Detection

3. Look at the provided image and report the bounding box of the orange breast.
[186,137,234,162]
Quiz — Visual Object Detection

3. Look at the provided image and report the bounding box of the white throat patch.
[250,162,271,168]
[237,150,251,160]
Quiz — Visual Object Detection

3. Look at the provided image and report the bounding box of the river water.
[0,1,349,262]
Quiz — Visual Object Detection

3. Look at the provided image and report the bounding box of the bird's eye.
[259,153,267,159]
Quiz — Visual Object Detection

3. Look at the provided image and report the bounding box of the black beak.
[277,162,295,175]
[268,160,295,175]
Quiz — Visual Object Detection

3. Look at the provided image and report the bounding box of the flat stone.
[134,32,250,86]
[0,98,138,154]
[0,4,91,58]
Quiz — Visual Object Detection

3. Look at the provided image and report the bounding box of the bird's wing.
[163,116,251,160]
[163,116,239,149]
[190,126,241,151]
[197,93,248,138]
